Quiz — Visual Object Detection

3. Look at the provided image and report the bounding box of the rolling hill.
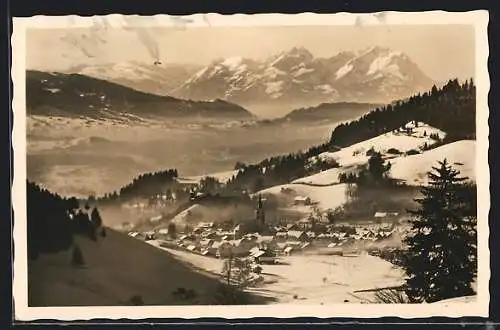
[283,102,382,123]
[26,70,254,121]
[389,140,476,185]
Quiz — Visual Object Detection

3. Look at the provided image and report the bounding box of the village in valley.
[118,192,412,303]
[88,115,476,304]
[127,194,407,266]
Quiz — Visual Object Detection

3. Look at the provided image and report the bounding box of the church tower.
[255,194,266,228]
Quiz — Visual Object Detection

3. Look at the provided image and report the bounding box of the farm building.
[287,230,309,241]
[294,196,312,206]
[374,212,399,219]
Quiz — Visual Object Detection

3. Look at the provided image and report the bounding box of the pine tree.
[90,207,103,228]
[402,159,477,303]
[367,152,391,184]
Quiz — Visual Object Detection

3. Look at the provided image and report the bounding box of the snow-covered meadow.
[148,242,406,304]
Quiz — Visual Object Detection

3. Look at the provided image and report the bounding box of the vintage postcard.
[12,11,490,321]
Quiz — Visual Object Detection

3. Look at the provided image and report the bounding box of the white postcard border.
[11,10,490,321]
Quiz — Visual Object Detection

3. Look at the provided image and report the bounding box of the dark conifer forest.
[98,169,179,202]
[27,181,104,261]
[329,79,475,148]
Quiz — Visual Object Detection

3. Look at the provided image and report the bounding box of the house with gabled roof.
[287,230,308,241]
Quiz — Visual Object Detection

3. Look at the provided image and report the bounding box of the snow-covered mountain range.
[171,46,434,116]
[68,47,434,116]
[66,46,434,117]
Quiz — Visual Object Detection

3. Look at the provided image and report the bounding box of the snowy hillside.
[169,204,199,226]
[389,140,476,185]
[294,128,473,189]
[294,123,475,187]
[257,182,349,212]
[28,229,228,306]
[254,122,474,215]
[317,122,446,168]
[172,46,434,115]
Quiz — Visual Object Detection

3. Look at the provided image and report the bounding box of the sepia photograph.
[11,11,489,320]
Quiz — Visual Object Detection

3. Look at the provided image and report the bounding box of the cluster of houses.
[153,224,308,264]
[128,215,412,264]
[126,193,412,264]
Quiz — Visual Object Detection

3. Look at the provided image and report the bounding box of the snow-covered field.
[318,122,446,168]
[295,140,475,187]
[253,254,404,304]
[389,140,476,185]
[293,167,345,186]
[294,124,472,187]
[257,183,349,211]
[149,243,405,304]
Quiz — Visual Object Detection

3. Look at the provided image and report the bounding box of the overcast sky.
[26,25,475,81]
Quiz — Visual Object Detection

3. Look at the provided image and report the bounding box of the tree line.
[329,78,475,148]
[27,181,105,261]
[225,153,340,194]
[98,169,179,202]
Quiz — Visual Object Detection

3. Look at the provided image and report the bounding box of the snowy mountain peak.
[221,56,245,69]
[169,47,433,116]
[266,47,315,70]
[366,51,405,78]
[334,46,430,88]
